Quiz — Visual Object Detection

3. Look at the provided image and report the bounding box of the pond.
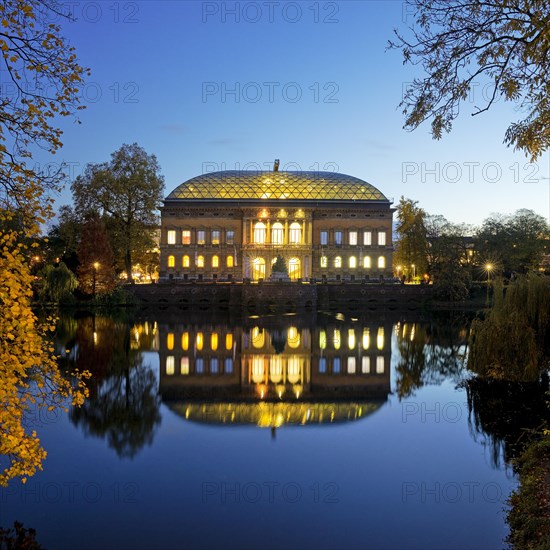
[3,308,545,549]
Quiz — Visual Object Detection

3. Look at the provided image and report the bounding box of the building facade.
[160,167,393,282]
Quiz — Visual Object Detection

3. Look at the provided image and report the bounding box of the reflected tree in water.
[466,377,549,469]
[394,315,469,399]
[59,315,161,458]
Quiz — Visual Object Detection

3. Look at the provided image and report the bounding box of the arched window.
[349,256,357,269]
[254,222,266,244]
[212,255,219,268]
[227,255,234,268]
[363,256,371,269]
[197,255,205,268]
[320,256,328,268]
[167,255,175,268]
[334,256,342,268]
[289,222,301,244]
[252,327,264,349]
[271,222,284,245]
[182,255,190,268]
[287,326,300,348]
[378,256,386,269]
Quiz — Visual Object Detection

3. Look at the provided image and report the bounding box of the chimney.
[274,159,280,172]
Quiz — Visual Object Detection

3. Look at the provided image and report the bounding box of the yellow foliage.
[0,227,90,487]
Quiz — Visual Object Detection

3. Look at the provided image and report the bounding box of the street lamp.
[93,262,99,297]
[396,265,402,280]
[411,263,416,282]
[486,263,493,284]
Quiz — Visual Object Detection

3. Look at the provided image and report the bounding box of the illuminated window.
[252,327,265,348]
[363,231,372,246]
[319,330,327,349]
[348,329,356,349]
[362,356,370,374]
[319,357,327,373]
[182,255,189,268]
[377,327,384,350]
[182,230,191,245]
[167,333,174,350]
[335,231,343,245]
[254,222,266,244]
[197,255,205,268]
[181,332,189,350]
[378,256,386,269]
[197,230,206,245]
[166,356,175,375]
[210,333,218,351]
[288,326,300,348]
[167,230,176,245]
[334,256,342,268]
[333,357,341,374]
[349,256,357,269]
[320,256,328,268]
[362,328,370,349]
[224,358,233,374]
[349,231,358,245]
[196,332,204,351]
[226,230,235,245]
[287,356,300,384]
[270,356,283,383]
[347,357,356,374]
[288,257,300,280]
[180,357,189,375]
[289,222,301,244]
[378,231,386,246]
[272,222,284,245]
[252,356,264,383]
[212,230,220,245]
[212,255,219,268]
[210,358,219,374]
[333,329,341,350]
[225,333,233,350]
[252,257,265,280]
[376,356,384,374]
[320,231,328,246]
[167,255,175,268]
[227,255,234,268]
[196,358,204,374]
[363,256,371,269]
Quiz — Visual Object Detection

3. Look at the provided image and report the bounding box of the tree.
[476,209,549,273]
[0,1,89,486]
[390,0,550,160]
[0,227,89,486]
[426,215,472,300]
[76,215,116,295]
[393,197,428,280]
[71,143,165,282]
[39,262,78,303]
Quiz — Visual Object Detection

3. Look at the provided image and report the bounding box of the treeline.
[36,143,164,303]
[394,197,549,301]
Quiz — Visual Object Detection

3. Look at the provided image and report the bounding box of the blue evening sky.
[44,0,549,227]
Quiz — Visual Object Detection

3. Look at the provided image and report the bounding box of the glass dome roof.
[165,171,388,202]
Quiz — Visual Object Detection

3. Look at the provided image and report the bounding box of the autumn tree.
[71,143,165,282]
[0,1,89,486]
[390,0,550,160]
[76,215,116,295]
[393,197,428,280]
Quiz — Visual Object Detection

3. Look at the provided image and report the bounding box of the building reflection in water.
[152,316,392,430]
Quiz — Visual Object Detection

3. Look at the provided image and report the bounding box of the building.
[157,318,391,428]
[160,163,393,282]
